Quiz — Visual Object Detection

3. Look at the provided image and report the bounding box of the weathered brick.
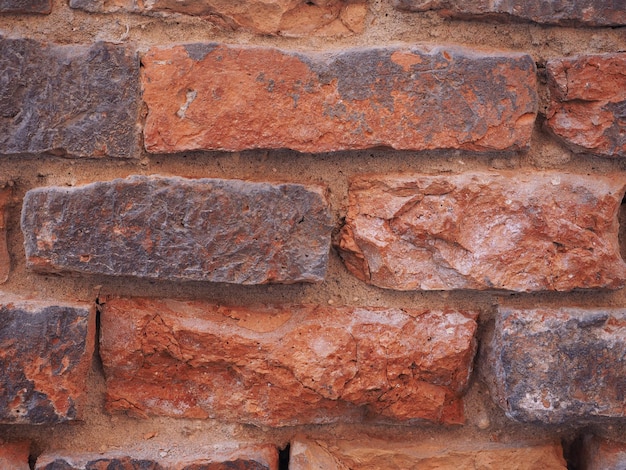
[36,444,278,470]
[487,307,626,424]
[546,53,626,158]
[581,435,626,470]
[0,187,9,284]
[0,441,30,470]
[0,38,139,158]
[0,293,95,424]
[69,0,367,37]
[101,297,478,426]
[0,0,50,13]
[142,44,537,154]
[22,175,332,284]
[335,172,626,292]
[394,0,626,26]
[289,436,567,469]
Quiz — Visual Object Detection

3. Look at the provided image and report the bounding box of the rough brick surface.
[22,175,332,284]
[488,307,626,424]
[290,436,567,469]
[581,435,626,470]
[70,0,367,36]
[0,187,9,284]
[142,44,537,154]
[36,444,278,470]
[335,172,626,292]
[0,441,30,470]
[0,294,94,424]
[394,0,626,26]
[101,298,478,426]
[0,38,139,158]
[546,53,626,158]
[0,0,50,13]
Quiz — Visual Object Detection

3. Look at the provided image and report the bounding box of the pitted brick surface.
[101,298,478,426]
[488,307,626,424]
[22,176,332,284]
[0,38,139,158]
[0,294,94,424]
[394,0,626,26]
[142,44,537,154]
[335,172,626,291]
[547,53,626,158]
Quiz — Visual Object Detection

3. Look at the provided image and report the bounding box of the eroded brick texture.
[69,0,367,36]
[0,0,50,13]
[0,38,139,158]
[22,176,332,284]
[0,441,30,470]
[335,172,626,292]
[101,298,478,426]
[0,294,94,424]
[36,444,278,470]
[142,44,537,154]
[394,0,626,26]
[0,187,10,283]
[289,436,567,469]
[546,53,626,158]
[488,307,626,424]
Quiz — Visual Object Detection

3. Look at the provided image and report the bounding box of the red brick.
[100,297,478,426]
[0,187,9,284]
[0,293,95,424]
[335,172,626,292]
[394,0,626,26]
[0,0,50,13]
[69,0,367,36]
[142,44,537,154]
[21,175,332,284]
[36,444,278,469]
[0,442,30,470]
[289,436,567,469]
[0,38,139,159]
[581,435,626,470]
[487,307,626,424]
[546,53,626,158]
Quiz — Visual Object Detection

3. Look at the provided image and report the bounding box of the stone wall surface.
[0,0,625,468]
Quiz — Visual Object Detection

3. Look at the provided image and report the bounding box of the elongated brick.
[0,293,95,424]
[487,307,626,424]
[0,38,139,158]
[36,444,278,470]
[335,172,626,292]
[142,44,537,154]
[70,0,367,37]
[101,297,478,426]
[290,436,567,469]
[394,0,626,27]
[546,53,626,158]
[0,0,50,13]
[22,175,332,284]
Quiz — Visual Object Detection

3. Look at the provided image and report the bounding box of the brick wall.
[1,0,625,468]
